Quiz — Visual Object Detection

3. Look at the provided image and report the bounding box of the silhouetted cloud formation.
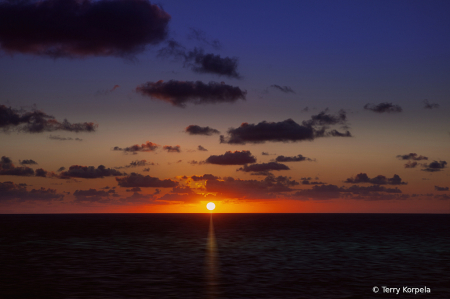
[364,102,402,113]
[1,105,97,133]
[275,154,313,162]
[345,173,407,185]
[404,161,418,168]
[163,145,181,153]
[136,80,246,107]
[113,141,159,153]
[49,135,83,141]
[185,125,220,135]
[423,99,439,109]
[57,167,65,172]
[1,156,35,176]
[116,173,178,188]
[270,85,295,93]
[205,150,256,165]
[0,181,64,202]
[187,28,221,50]
[435,186,449,191]
[197,145,208,151]
[397,153,428,161]
[220,110,351,144]
[19,159,37,165]
[237,162,290,174]
[115,160,154,169]
[422,160,447,172]
[59,165,124,179]
[0,0,170,57]
[302,179,326,185]
[191,174,219,181]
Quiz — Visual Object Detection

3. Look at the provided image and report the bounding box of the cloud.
[0,105,97,133]
[422,160,447,172]
[116,173,178,188]
[0,181,64,202]
[35,168,48,177]
[157,186,202,203]
[115,160,154,169]
[270,85,295,94]
[19,159,37,165]
[57,166,65,172]
[73,188,117,203]
[404,161,418,168]
[237,162,290,174]
[185,125,220,135]
[220,110,351,144]
[435,194,450,200]
[275,154,313,162]
[0,0,170,58]
[163,145,181,153]
[423,99,439,109]
[0,156,35,176]
[364,102,402,113]
[191,174,219,181]
[302,180,326,185]
[205,150,256,165]
[197,145,208,151]
[396,153,428,161]
[59,165,125,179]
[136,80,246,108]
[113,141,159,153]
[345,173,407,185]
[187,28,221,50]
[435,186,449,191]
[49,135,83,141]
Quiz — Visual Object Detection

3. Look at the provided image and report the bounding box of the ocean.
[0,214,448,298]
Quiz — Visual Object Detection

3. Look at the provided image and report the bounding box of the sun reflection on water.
[205,214,220,298]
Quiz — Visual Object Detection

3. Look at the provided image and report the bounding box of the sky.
[1,0,449,213]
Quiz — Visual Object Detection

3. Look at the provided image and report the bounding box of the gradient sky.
[1,0,449,213]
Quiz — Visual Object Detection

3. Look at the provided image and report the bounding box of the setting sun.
[206,202,216,211]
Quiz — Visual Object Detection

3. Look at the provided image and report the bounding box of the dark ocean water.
[0,214,448,299]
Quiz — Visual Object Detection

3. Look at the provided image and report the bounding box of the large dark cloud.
[1,105,97,133]
[59,165,125,179]
[237,162,290,174]
[364,102,402,113]
[136,80,246,108]
[275,154,313,162]
[205,150,256,165]
[0,181,64,202]
[185,125,220,136]
[345,173,407,185]
[116,173,178,188]
[0,156,35,176]
[113,141,159,153]
[220,111,351,144]
[422,160,447,172]
[270,85,295,94]
[423,99,439,109]
[396,153,428,161]
[0,0,170,57]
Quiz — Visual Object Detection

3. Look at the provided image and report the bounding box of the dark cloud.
[261,152,269,156]
[205,175,298,199]
[396,153,428,161]
[345,173,407,185]
[35,168,47,177]
[0,181,64,202]
[187,28,221,50]
[49,135,83,141]
[404,161,418,168]
[275,154,313,162]
[422,160,447,172]
[113,141,159,153]
[302,180,326,185]
[423,99,439,109]
[0,0,170,57]
[364,102,402,113]
[116,173,178,188]
[57,166,65,172]
[328,130,352,137]
[163,145,181,153]
[1,105,97,133]
[136,80,246,108]
[270,85,295,94]
[435,186,449,191]
[0,156,35,176]
[237,162,290,174]
[191,174,219,181]
[185,125,220,135]
[19,159,37,165]
[115,160,154,169]
[143,168,150,172]
[197,145,208,151]
[59,165,125,179]
[220,110,351,144]
[205,150,256,165]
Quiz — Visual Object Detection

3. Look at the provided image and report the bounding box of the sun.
[206,202,215,211]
